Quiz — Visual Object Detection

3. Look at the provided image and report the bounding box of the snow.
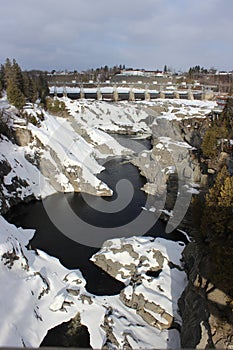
[0,94,10,109]
[0,216,85,347]
[0,217,186,349]
[141,152,148,157]
[184,183,200,195]
[149,206,156,212]
[0,136,55,202]
[156,99,215,120]
[177,229,191,242]
[0,102,136,211]
[158,136,193,150]
[28,112,112,193]
[0,96,214,348]
[92,236,187,335]
[160,209,174,217]
[64,98,150,134]
[165,166,176,175]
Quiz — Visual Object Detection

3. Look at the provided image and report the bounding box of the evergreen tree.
[199,110,233,295]
[0,80,2,97]
[6,79,25,109]
[12,58,24,92]
[219,97,233,137]
[201,125,228,158]
[0,65,5,94]
[0,58,50,108]
[23,72,37,102]
[206,175,233,296]
[219,176,233,207]
[4,58,12,83]
[206,165,230,206]
[201,165,232,241]
[222,97,233,119]
[3,58,25,108]
[37,73,49,104]
[201,128,219,158]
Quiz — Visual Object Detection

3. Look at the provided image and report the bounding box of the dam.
[49,83,213,101]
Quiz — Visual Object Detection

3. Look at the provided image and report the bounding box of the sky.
[0,0,233,72]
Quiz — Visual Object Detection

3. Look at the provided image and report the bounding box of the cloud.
[0,0,232,71]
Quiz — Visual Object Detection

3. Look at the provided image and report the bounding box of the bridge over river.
[49,83,214,101]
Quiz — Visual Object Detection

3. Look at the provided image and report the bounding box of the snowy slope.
[65,98,150,134]
[0,103,132,212]
[64,97,215,129]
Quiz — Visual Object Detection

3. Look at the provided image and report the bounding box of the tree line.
[201,98,233,158]
[0,58,49,109]
[193,100,233,296]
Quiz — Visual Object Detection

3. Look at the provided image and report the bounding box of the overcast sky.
[0,0,232,72]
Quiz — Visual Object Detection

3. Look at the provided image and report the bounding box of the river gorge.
[0,96,220,348]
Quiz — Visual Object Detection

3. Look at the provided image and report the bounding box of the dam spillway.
[49,84,207,101]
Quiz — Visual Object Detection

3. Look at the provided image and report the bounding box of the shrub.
[46,97,67,115]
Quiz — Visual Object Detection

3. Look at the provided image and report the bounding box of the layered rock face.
[130,99,214,198]
[179,242,233,349]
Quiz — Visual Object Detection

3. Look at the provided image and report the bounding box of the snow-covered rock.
[91,236,187,340]
[0,215,86,347]
[0,103,133,212]
[0,216,187,349]
[65,98,150,135]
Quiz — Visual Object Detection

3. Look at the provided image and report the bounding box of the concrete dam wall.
[49,85,212,101]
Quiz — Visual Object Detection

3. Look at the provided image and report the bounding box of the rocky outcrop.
[131,114,216,208]
[178,242,213,348]
[131,150,167,196]
[120,289,173,330]
[1,98,221,349]
[0,157,36,214]
[179,241,233,349]
[131,117,203,202]
[173,117,211,149]
[91,236,186,333]
[14,127,33,146]
[1,99,215,214]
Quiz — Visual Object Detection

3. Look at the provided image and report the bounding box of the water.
[6,158,150,294]
[5,136,187,294]
[111,134,152,152]
[4,135,188,347]
[5,137,151,292]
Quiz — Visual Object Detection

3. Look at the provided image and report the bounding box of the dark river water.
[5,135,186,293]
[4,135,187,347]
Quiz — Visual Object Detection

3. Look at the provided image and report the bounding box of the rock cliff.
[179,241,233,348]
